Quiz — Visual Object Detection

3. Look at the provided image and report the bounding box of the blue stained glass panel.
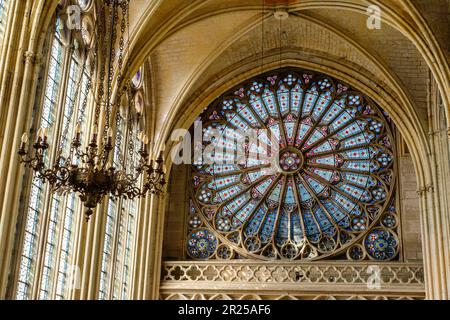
[260,210,277,243]
[302,86,319,116]
[277,84,290,115]
[290,84,303,115]
[249,94,269,122]
[262,88,279,117]
[276,209,289,245]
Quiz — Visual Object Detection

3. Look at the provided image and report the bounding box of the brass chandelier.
[18,0,166,221]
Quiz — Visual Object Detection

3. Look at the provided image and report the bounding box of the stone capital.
[23,51,42,66]
[416,185,434,197]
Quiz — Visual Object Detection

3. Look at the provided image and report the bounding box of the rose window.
[188,69,398,261]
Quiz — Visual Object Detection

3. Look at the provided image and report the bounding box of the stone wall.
[162,164,189,260]
[399,145,423,261]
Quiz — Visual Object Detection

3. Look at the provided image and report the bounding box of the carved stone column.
[418,79,450,300]
[0,0,44,299]
[140,191,167,300]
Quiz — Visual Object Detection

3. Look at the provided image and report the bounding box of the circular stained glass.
[364,229,398,260]
[191,69,396,260]
[217,244,233,260]
[382,213,397,228]
[347,244,366,261]
[188,215,202,228]
[187,229,217,259]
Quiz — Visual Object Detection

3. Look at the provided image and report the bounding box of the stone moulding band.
[162,261,424,284]
[160,261,424,299]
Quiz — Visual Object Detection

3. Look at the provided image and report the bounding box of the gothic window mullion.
[99,197,118,299]
[44,192,69,300]
[122,132,141,299]
[33,32,74,300]
[51,52,86,301]
[121,198,136,299]
[99,108,126,300]
[14,24,56,300]
[109,124,128,300]
[112,203,127,299]
[111,106,132,299]
[65,68,92,300]
[15,17,66,300]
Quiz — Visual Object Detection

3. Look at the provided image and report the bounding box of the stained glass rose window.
[188,69,398,261]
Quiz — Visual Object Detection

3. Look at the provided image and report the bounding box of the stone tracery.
[188,69,399,261]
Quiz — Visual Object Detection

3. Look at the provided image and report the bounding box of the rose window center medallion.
[189,69,398,261]
[279,148,304,173]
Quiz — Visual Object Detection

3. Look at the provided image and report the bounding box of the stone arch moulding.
[126,0,450,125]
[0,0,62,298]
[144,10,430,163]
[161,59,430,189]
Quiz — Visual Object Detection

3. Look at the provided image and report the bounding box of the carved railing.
[160,261,425,300]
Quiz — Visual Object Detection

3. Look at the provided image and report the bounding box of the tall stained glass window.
[188,69,399,262]
[16,21,65,300]
[0,0,8,39]
[98,113,125,300]
[98,70,144,299]
[99,118,140,300]
[16,6,94,300]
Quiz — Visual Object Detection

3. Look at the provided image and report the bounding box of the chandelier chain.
[113,0,129,170]
[95,1,109,127]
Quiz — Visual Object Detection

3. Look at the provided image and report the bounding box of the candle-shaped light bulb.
[139,132,147,152]
[36,128,43,144]
[40,128,48,145]
[92,124,98,142]
[135,103,142,115]
[74,123,81,142]
[107,127,113,145]
[20,132,28,152]
[143,134,149,145]
[156,151,164,170]
[21,133,28,144]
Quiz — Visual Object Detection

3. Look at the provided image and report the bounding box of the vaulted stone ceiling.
[125,0,448,155]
